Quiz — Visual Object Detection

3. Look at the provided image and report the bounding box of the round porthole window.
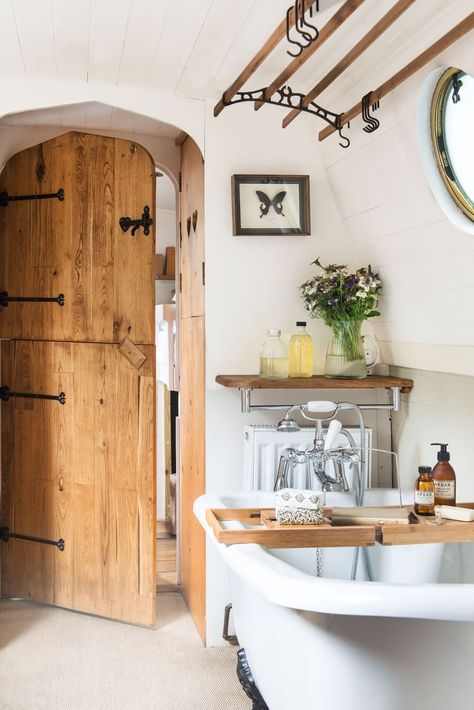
[431,67,474,222]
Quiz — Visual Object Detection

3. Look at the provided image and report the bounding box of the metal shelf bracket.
[239,385,402,414]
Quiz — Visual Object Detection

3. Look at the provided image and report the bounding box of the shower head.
[276,416,300,433]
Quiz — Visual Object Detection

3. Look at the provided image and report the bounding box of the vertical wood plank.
[179,316,206,640]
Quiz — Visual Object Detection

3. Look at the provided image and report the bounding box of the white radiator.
[243,425,372,491]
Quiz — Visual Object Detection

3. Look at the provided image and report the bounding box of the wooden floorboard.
[157,520,178,592]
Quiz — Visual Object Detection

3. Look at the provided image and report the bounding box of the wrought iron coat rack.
[214,0,474,149]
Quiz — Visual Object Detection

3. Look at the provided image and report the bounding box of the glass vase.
[325,320,367,379]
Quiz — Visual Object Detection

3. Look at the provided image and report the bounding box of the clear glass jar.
[288,322,313,378]
[324,320,367,379]
[259,329,288,379]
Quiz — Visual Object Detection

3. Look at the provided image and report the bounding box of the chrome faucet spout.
[273,400,368,495]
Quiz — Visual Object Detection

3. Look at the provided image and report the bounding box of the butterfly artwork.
[232,175,310,235]
[255,190,287,218]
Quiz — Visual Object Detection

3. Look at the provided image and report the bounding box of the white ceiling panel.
[146,0,215,93]
[0,1,26,78]
[88,0,132,84]
[117,0,172,87]
[175,0,256,96]
[12,0,56,80]
[52,0,91,82]
[1,0,473,109]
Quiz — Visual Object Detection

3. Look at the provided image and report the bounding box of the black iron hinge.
[0,188,64,208]
[0,527,65,551]
[0,386,66,404]
[0,292,65,307]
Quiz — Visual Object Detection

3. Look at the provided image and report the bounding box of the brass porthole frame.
[431,67,474,222]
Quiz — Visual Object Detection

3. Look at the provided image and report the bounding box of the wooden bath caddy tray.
[205,504,474,549]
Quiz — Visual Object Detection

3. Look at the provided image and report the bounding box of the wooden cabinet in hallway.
[0,132,156,626]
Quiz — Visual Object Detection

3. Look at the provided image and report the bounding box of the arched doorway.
[0,104,206,639]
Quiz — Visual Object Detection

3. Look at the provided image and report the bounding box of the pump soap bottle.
[431,443,456,506]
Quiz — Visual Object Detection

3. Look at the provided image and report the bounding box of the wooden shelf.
[215,374,414,393]
[206,507,376,548]
[206,505,474,548]
[156,275,175,281]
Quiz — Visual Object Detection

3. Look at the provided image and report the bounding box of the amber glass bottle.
[431,443,456,507]
[414,466,435,515]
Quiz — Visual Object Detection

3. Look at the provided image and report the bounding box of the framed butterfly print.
[231,174,310,236]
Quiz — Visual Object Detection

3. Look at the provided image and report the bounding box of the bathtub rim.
[195,490,474,622]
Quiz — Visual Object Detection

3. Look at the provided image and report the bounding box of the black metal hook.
[361,92,380,134]
[452,75,463,103]
[338,122,351,149]
[298,0,319,43]
[286,1,319,57]
[286,5,304,57]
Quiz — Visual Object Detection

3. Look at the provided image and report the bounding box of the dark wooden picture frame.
[231,174,310,236]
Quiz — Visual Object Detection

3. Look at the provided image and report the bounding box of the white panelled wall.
[318,4,474,496]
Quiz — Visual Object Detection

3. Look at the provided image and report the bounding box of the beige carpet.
[0,594,251,710]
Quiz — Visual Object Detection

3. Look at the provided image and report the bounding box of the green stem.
[331,320,364,362]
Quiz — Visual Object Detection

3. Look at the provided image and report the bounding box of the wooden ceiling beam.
[281,0,415,128]
[254,0,365,113]
[213,3,303,118]
[319,11,474,142]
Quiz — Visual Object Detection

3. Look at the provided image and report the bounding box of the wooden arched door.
[0,132,156,626]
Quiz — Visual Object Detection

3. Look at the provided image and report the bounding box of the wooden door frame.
[177,136,206,642]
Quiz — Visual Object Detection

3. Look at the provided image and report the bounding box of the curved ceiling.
[0,0,471,130]
[0,0,340,99]
[0,102,181,139]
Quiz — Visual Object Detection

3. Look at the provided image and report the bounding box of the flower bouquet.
[299,259,382,378]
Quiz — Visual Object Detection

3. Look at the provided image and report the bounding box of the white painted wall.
[318,8,474,375]
[392,366,474,503]
[203,100,398,643]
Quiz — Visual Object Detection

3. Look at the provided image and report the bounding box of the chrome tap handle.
[274,448,298,491]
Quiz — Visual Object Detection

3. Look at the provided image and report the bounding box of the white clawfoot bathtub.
[195,489,474,710]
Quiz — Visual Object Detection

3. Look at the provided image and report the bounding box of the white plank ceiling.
[0,0,472,138]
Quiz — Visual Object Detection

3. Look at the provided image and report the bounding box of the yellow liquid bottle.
[288,322,314,378]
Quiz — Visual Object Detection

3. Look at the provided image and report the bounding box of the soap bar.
[331,506,410,526]
[438,505,474,522]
